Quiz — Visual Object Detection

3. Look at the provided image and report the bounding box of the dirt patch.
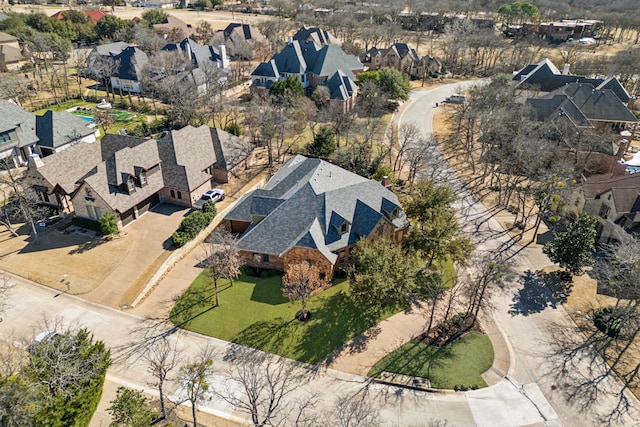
[0,226,130,294]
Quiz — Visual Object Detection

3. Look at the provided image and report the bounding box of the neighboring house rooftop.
[549,83,638,123]
[162,38,221,69]
[256,39,362,82]
[0,99,38,149]
[50,10,107,24]
[513,58,631,103]
[325,69,357,101]
[225,155,409,263]
[582,173,640,200]
[223,23,266,43]
[153,16,197,38]
[94,41,130,57]
[292,26,340,46]
[35,110,96,149]
[113,46,149,81]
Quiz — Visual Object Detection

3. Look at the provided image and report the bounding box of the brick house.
[223,155,410,279]
[157,125,253,208]
[250,38,362,112]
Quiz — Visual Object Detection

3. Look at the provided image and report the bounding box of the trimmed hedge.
[172,205,217,247]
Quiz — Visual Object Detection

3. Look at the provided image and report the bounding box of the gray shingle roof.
[35,110,96,149]
[549,83,638,123]
[252,40,362,82]
[325,70,356,101]
[113,46,148,81]
[526,95,593,128]
[0,31,17,44]
[27,140,101,194]
[162,38,220,69]
[83,138,163,213]
[94,41,129,56]
[292,26,340,46]
[513,58,604,92]
[251,59,278,78]
[224,155,410,262]
[157,125,250,191]
[0,99,38,149]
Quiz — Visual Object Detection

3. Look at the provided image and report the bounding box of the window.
[170,189,175,198]
[85,187,95,201]
[127,178,136,193]
[262,254,270,264]
[87,206,96,220]
[140,171,147,186]
[177,191,182,200]
[340,223,348,234]
[0,132,10,144]
[599,204,610,219]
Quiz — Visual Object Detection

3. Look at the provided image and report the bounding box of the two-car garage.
[119,193,161,227]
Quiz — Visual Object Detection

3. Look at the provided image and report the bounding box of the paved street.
[401,82,640,426]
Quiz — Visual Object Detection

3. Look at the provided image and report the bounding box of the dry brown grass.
[0,225,131,295]
[433,85,640,399]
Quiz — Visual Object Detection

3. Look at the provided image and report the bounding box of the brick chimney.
[381,175,391,188]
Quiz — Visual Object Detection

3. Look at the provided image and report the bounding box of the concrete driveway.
[83,203,189,309]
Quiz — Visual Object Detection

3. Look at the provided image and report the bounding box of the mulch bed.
[418,313,483,347]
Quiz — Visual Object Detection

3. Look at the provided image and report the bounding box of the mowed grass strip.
[368,332,494,389]
[170,272,397,364]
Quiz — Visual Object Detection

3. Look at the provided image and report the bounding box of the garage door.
[120,208,135,226]
[136,193,160,216]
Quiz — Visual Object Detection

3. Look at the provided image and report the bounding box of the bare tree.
[464,253,515,321]
[281,261,329,320]
[179,345,215,427]
[216,347,303,427]
[323,394,381,427]
[0,158,48,244]
[143,337,182,420]
[202,229,241,307]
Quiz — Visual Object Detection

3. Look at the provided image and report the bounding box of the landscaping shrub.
[224,121,241,136]
[171,210,215,247]
[99,211,119,236]
[202,200,217,215]
[594,307,622,338]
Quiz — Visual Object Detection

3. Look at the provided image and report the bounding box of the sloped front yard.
[170,271,398,364]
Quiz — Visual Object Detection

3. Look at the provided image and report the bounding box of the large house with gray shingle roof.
[0,100,98,168]
[251,39,362,112]
[223,155,410,278]
[25,127,252,228]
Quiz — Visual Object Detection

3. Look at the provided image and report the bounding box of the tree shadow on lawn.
[509,269,573,316]
[368,340,453,384]
[170,281,232,326]
[232,291,381,364]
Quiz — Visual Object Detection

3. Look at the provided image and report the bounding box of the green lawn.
[170,272,397,364]
[368,332,494,389]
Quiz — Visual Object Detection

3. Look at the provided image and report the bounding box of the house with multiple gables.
[0,100,98,168]
[361,41,443,78]
[513,59,637,174]
[223,155,410,279]
[25,127,252,228]
[292,26,341,46]
[215,23,268,59]
[251,37,363,112]
[89,38,228,95]
[568,169,640,243]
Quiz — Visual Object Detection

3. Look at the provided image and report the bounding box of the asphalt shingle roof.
[162,38,220,69]
[35,110,96,149]
[224,155,410,263]
[113,46,148,81]
[548,83,638,123]
[0,99,38,149]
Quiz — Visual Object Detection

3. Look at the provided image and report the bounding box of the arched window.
[170,189,175,198]
[177,191,182,200]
